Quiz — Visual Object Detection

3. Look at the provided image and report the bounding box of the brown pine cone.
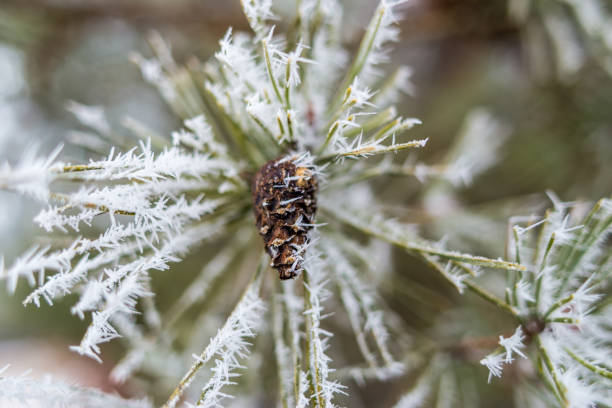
[251,155,318,279]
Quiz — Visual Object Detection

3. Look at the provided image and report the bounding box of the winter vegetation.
[0,0,610,407]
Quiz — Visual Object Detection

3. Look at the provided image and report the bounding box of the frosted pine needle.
[0,367,151,408]
[164,268,266,408]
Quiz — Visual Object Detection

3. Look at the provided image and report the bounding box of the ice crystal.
[480,354,505,383]
[499,326,527,363]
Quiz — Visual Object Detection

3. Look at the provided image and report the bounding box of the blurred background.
[0,0,610,406]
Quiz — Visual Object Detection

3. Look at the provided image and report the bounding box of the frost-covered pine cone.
[0,0,610,407]
[252,155,318,280]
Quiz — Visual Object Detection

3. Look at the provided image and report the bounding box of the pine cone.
[252,156,318,279]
